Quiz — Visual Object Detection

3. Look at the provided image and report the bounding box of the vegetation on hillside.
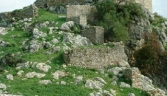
[0,8,150,96]
[94,0,145,42]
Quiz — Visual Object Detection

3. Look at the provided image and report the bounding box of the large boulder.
[60,21,75,31]
[24,39,44,53]
[0,27,7,35]
[62,32,92,48]
[123,67,166,96]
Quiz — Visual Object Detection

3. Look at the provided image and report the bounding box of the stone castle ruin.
[34,0,152,12]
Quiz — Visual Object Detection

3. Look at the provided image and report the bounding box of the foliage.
[94,0,145,42]
[0,53,25,68]
[134,33,162,74]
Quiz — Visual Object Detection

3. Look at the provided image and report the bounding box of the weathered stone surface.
[103,90,113,96]
[17,70,24,77]
[60,81,67,85]
[62,32,92,48]
[89,91,103,96]
[110,89,117,96]
[52,38,59,44]
[123,67,166,96]
[75,76,83,84]
[82,26,104,44]
[32,28,47,39]
[0,39,9,47]
[64,43,128,69]
[95,77,107,84]
[66,5,96,24]
[39,80,52,85]
[85,79,104,89]
[108,67,123,76]
[0,83,6,90]
[118,60,130,67]
[52,70,68,79]
[6,74,14,80]
[120,82,131,88]
[36,63,51,72]
[125,9,152,64]
[128,93,135,96]
[24,39,43,53]
[0,27,7,35]
[60,21,75,31]
[25,72,45,78]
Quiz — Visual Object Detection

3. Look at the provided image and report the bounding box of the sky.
[0,0,166,18]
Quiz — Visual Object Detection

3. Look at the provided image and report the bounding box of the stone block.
[82,26,104,44]
[66,5,96,24]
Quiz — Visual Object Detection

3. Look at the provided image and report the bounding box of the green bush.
[134,33,162,74]
[0,53,25,68]
[94,0,145,42]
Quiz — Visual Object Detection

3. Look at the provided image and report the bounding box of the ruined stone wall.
[12,4,38,19]
[34,0,152,12]
[66,5,96,24]
[64,43,128,69]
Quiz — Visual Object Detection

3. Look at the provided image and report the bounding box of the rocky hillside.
[0,0,167,96]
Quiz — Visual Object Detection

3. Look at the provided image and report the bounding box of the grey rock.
[63,33,92,48]
[36,63,51,72]
[128,93,135,96]
[52,38,59,44]
[108,67,123,76]
[60,81,66,85]
[52,70,68,79]
[24,39,43,53]
[0,83,6,90]
[165,21,167,26]
[0,27,7,35]
[17,70,24,77]
[120,82,131,88]
[118,60,130,67]
[60,21,75,31]
[25,72,45,78]
[44,42,52,49]
[32,28,47,39]
[39,80,52,85]
[111,81,117,86]
[110,89,116,96]
[17,61,30,69]
[103,90,113,96]
[0,39,9,47]
[85,79,104,89]
[6,74,14,80]
[95,77,107,84]
[89,92,103,96]
[75,76,83,84]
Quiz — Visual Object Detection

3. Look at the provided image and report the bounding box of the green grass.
[32,9,66,27]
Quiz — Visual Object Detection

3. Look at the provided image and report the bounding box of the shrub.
[134,33,162,74]
[94,0,145,43]
[0,53,25,68]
